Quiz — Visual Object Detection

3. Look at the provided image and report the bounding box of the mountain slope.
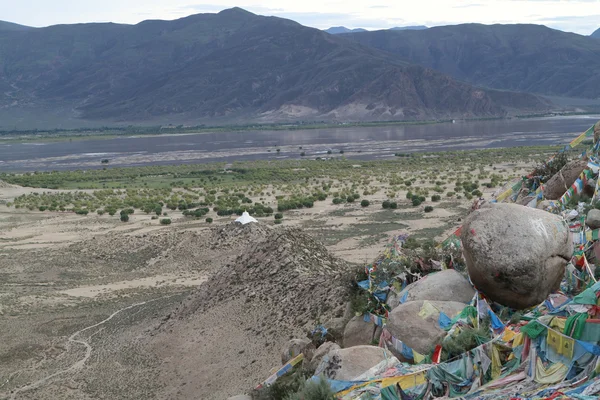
[592,28,600,38]
[0,10,550,125]
[346,24,600,98]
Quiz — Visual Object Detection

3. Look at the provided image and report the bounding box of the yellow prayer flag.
[413,351,425,364]
[547,329,561,354]
[418,301,439,319]
[560,336,575,359]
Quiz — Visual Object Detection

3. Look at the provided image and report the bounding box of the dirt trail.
[9,297,171,399]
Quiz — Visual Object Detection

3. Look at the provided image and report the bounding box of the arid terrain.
[0,148,542,399]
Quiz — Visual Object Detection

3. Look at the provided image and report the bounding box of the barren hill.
[151,224,352,399]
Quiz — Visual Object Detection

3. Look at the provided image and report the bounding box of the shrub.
[412,198,422,207]
[160,218,172,225]
[274,219,283,224]
[346,196,355,203]
[446,192,455,197]
[382,200,391,209]
[205,217,213,223]
[97,209,105,215]
[274,213,283,220]
[120,213,129,222]
[424,206,434,213]
[390,202,398,209]
[431,195,441,202]
[300,152,306,157]
[472,189,483,197]
[406,192,413,199]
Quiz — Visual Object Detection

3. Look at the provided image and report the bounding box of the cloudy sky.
[1,0,599,35]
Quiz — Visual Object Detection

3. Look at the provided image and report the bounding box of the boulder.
[461,203,572,309]
[309,342,340,370]
[228,396,251,400]
[281,338,312,364]
[386,300,467,355]
[388,270,474,309]
[315,345,391,380]
[536,200,553,211]
[587,209,600,230]
[544,159,588,200]
[343,316,379,347]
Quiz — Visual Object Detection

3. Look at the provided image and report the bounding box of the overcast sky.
[1,0,599,35]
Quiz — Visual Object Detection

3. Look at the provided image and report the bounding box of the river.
[0,116,598,172]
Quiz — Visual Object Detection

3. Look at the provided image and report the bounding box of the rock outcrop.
[461,203,572,309]
[343,316,380,348]
[386,300,467,355]
[315,345,391,380]
[544,159,588,200]
[309,342,341,371]
[388,270,474,309]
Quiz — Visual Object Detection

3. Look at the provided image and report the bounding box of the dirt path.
[9,296,171,399]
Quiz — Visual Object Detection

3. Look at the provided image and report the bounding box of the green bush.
[424,206,434,213]
[390,202,398,209]
[412,198,422,206]
[360,199,370,207]
[382,200,391,209]
[205,217,213,223]
[346,196,355,203]
[160,218,171,225]
[406,192,413,199]
[431,195,441,202]
[446,192,455,197]
[120,213,129,222]
[274,219,283,224]
[274,213,284,220]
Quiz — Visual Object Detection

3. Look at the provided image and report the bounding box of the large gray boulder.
[386,300,466,355]
[314,345,391,380]
[461,203,572,309]
[308,342,340,371]
[587,209,600,230]
[343,316,380,347]
[544,159,588,200]
[388,270,474,309]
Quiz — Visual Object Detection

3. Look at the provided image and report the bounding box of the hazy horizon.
[1,1,599,35]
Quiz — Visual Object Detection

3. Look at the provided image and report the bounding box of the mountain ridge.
[344,23,600,98]
[0,9,551,127]
[325,25,427,34]
[592,28,600,38]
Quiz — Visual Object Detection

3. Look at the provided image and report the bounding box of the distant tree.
[300,152,306,157]
[205,217,213,223]
[424,206,434,213]
[101,159,109,164]
[327,150,332,155]
[382,200,391,209]
[390,202,398,209]
[120,213,129,222]
[274,213,283,220]
[160,218,171,225]
[339,150,344,154]
[361,200,370,207]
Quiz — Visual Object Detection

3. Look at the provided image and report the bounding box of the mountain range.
[0,8,554,127]
[592,28,600,38]
[344,24,600,99]
[325,26,427,34]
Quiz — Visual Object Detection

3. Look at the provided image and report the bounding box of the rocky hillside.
[0,9,550,127]
[150,223,352,398]
[345,24,600,98]
[593,27,600,38]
